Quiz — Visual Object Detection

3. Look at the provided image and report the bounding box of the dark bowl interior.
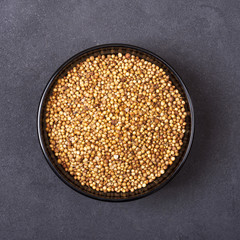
[37,44,194,201]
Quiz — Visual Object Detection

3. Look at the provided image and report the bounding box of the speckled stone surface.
[0,1,240,239]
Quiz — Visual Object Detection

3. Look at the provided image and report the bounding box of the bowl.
[37,44,194,201]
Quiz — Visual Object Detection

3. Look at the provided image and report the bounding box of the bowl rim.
[37,43,195,202]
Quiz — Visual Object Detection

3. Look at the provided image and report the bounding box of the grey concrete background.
[0,0,239,239]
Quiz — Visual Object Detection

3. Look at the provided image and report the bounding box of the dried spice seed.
[45,53,186,193]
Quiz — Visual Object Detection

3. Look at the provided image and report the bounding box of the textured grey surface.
[0,0,240,239]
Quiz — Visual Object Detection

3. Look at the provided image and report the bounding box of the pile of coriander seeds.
[45,53,187,193]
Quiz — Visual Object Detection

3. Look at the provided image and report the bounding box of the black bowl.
[37,44,194,201]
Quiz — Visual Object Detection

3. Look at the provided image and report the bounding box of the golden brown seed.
[45,53,186,193]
